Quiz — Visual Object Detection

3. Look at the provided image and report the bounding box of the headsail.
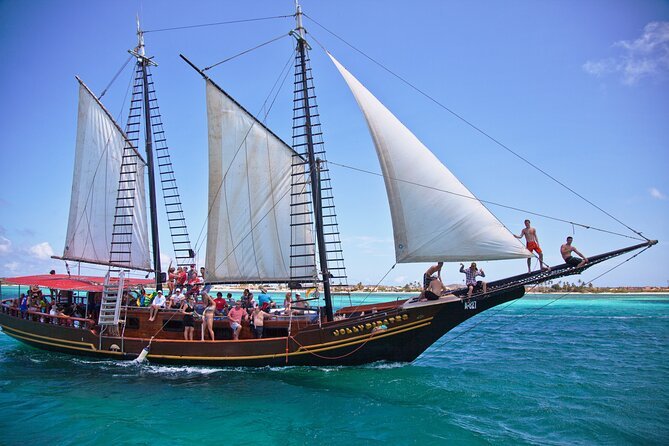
[62,79,151,271]
[329,54,530,262]
[205,80,315,282]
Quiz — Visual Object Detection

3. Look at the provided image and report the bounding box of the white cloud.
[0,236,11,254]
[583,21,669,85]
[29,242,55,259]
[4,261,19,273]
[649,187,666,200]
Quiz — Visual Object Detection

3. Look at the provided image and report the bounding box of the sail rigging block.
[62,80,151,271]
[205,80,315,282]
[329,54,530,263]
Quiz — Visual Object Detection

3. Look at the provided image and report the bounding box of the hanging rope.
[144,14,294,34]
[303,15,648,241]
[203,33,291,71]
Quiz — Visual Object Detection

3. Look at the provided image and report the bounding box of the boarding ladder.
[290,48,349,295]
[98,271,125,337]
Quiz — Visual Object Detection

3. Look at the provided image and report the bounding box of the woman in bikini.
[201,292,216,341]
[181,296,196,341]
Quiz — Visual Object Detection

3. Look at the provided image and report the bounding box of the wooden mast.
[294,3,334,321]
[134,20,163,291]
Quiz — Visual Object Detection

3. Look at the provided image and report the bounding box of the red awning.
[1,274,154,292]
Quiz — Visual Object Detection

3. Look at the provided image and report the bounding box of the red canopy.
[1,274,154,292]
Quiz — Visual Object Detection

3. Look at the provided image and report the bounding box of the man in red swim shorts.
[515,219,550,273]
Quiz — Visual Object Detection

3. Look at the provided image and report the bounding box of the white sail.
[329,54,530,262]
[62,80,151,271]
[205,80,315,282]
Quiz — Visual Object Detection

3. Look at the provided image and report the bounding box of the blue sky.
[0,0,667,287]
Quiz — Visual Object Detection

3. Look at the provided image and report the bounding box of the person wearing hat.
[169,288,184,309]
[257,287,274,311]
[459,262,487,298]
[293,292,308,314]
[149,291,166,322]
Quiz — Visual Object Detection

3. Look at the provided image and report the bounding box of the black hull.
[0,286,524,367]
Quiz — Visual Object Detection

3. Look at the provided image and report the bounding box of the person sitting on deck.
[214,292,227,316]
[227,301,247,340]
[293,292,309,314]
[422,275,447,301]
[169,289,184,308]
[250,306,276,339]
[257,287,274,311]
[226,293,235,307]
[423,262,443,290]
[460,262,487,298]
[560,236,588,268]
[186,275,203,298]
[148,291,166,322]
[282,292,292,315]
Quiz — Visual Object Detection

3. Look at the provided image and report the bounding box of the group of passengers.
[15,285,88,327]
[422,220,589,301]
[146,273,312,341]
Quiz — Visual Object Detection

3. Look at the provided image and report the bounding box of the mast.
[294,3,333,321]
[133,19,163,290]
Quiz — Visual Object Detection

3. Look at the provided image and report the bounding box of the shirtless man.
[423,262,443,290]
[561,236,588,268]
[515,219,549,273]
[423,275,447,301]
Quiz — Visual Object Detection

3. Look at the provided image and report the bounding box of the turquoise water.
[1,293,667,445]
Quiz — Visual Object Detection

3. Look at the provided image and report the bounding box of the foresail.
[62,80,151,271]
[205,80,315,282]
[329,54,530,262]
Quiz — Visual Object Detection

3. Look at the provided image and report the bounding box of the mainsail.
[62,79,151,271]
[205,80,315,282]
[329,54,530,262]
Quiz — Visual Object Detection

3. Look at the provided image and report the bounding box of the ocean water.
[0,293,667,445]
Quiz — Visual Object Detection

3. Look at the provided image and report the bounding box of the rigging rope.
[203,33,291,71]
[326,160,644,242]
[98,55,133,100]
[192,49,297,257]
[429,245,653,353]
[302,14,648,241]
[143,14,294,34]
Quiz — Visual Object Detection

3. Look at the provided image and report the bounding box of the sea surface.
[0,292,667,445]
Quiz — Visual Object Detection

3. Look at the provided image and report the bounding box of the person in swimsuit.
[423,262,443,290]
[201,292,216,341]
[423,275,447,301]
[181,296,196,341]
[560,236,588,268]
[515,219,549,273]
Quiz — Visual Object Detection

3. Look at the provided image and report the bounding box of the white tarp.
[205,80,315,282]
[62,80,151,270]
[329,54,530,262]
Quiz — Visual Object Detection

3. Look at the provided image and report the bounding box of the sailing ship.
[0,5,657,367]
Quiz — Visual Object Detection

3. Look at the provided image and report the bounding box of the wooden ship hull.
[0,287,524,367]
